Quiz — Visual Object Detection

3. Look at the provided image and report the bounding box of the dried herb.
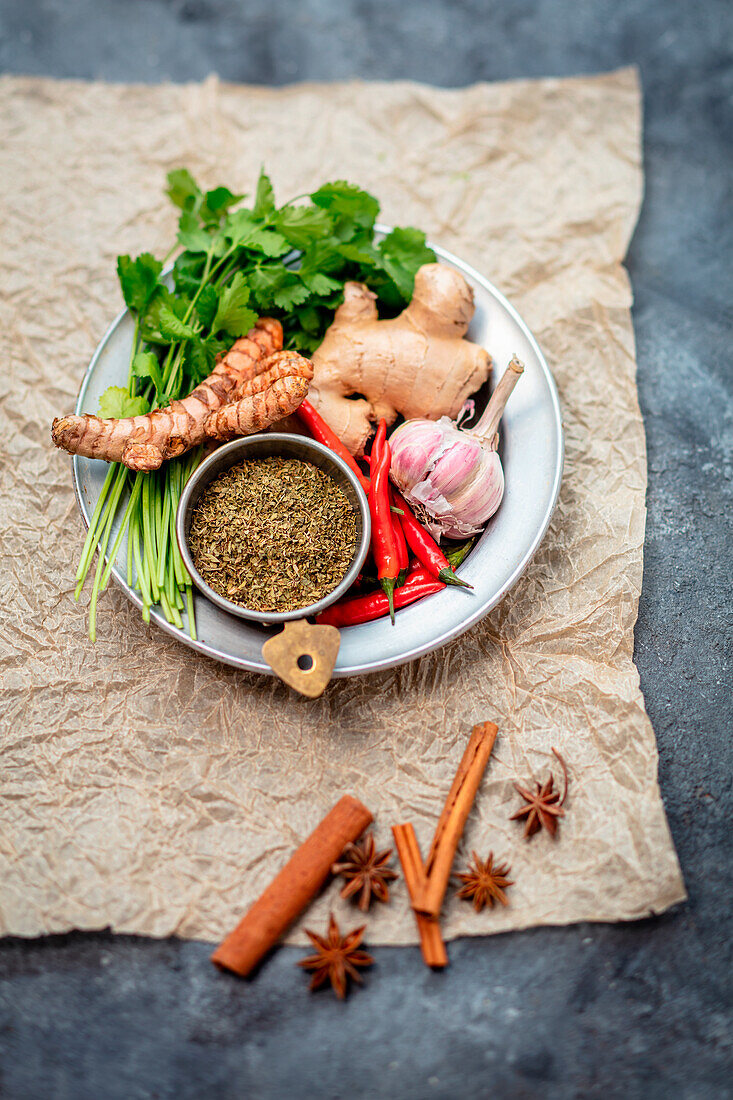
[298,914,373,999]
[510,747,569,839]
[456,851,513,911]
[332,833,398,911]
[188,456,358,613]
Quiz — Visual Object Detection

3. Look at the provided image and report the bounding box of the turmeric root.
[308,263,492,455]
[51,318,283,471]
[204,351,314,441]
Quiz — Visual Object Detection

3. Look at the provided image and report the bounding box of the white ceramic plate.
[72,229,563,676]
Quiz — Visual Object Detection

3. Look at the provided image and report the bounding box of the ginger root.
[52,319,312,470]
[308,263,492,455]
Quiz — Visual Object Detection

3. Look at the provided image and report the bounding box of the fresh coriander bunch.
[167,167,436,355]
[75,168,435,641]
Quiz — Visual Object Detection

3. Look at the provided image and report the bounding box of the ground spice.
[188,456,358,613]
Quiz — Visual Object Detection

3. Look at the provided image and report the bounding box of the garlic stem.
[472,356,524,446]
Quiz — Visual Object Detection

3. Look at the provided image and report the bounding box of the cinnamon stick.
[211,795,373,976]
[392,823,447,968]
[413,721,498,919]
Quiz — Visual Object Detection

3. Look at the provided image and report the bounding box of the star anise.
[298,914,374,999]
[510,747,569,838]
[456,851,514,910]
[332,833,398,911]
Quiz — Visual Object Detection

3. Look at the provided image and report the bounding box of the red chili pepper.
[296,399,370,493]
[363,454,403,517]
[369,420,400,623]
[317,567,445,627]
[390,487,409,585]
[392,488,473,589]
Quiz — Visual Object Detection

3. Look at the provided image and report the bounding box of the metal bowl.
[72,230,563,676]
[175,433,371,625]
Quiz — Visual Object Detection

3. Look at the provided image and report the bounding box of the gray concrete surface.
[0,1,731,1097]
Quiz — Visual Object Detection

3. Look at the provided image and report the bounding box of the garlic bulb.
[389,357,524,539]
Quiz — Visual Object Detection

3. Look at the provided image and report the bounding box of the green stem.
[212,255,240,290]
[168,468,188,588]
[75,464,128,599]
[126,317,140,391]
[127,515,134,587]
[154,470,165,557]
[74,316,141,603]
[446,538,476,570]
[164,554,177,610]
[156,479,171,591]
[185,586,197,641]
[159,243,220,399]
[159,589,183,629]
[100,474,142,591]
[131,505,151,607]
[75,463,118,586]
[141,475,160,603]
[87,471,127,641]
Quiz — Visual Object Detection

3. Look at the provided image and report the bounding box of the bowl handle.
[262,620,341,698]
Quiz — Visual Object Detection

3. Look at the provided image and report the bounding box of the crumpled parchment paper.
[0,67,685,945]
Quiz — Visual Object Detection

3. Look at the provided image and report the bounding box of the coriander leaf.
[336,240,380,266]
[131,351,164,401]
[182,340,210,385]
[253,169,275,217]
[194,284,219,329]
[376,264,413,305]
[363,272,405,311]
[378,226,435,299]
[294,303,326,336]
[117,253,163,313]
[248,228,292,258]
[98,386,150,419]
[310,180,380,231]
[224,209,257,244]
[166,168,202,212]
[345,227,435,308]
[183,334,228,385]
[272,279,311,310]
[225,210,290,257]
[286,328,323,354]
[298,237,350,277]
[199,186,243,224]
[299,271,343,296]
[204,334,229,363]
[168,293,194,322]
[157,304,198,341]
[176,210,216,254]
[246,263,299,309]
[273,204,333,250]
[173,250,206,297]
[379,226,435,269]
[212,272,259,337]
